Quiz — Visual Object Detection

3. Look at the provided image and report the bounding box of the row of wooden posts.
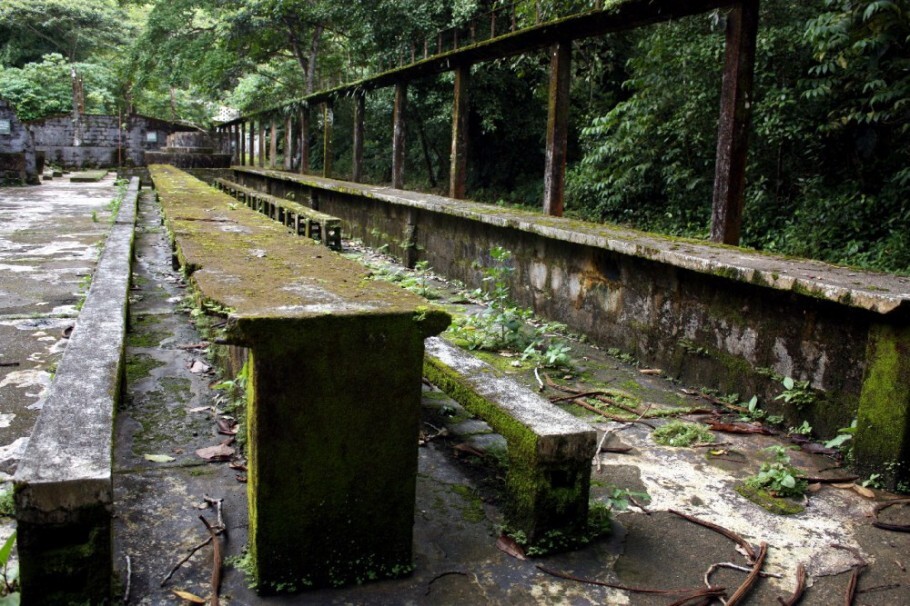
[216,0,758,245]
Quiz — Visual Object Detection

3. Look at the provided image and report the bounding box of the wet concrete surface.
[0,176,118,552]
[110,190,909,605]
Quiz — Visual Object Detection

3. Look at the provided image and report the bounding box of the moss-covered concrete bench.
[213,177,342,250]
[150,165,449,592]
[14,177,140,603]
[423,336,597,545]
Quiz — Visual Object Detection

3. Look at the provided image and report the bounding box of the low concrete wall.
[28,114,189,169]
[232,167,910,487]
[0,99,38,184]
[14,178,140,603]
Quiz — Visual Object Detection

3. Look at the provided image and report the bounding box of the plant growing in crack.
[744,446,807,499]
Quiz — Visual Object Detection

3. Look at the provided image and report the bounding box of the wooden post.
[257,119,265,167]
[450,64,470,199]
[234,124,241,165]
[299,108,310,174]
[352,92,365,183]
[269,118,278,168]
[240,121,246,166]
[285,115,293,171]
[543,41,571,217]
[710,0,759,245]
[392,82,407,190]
[322,100,333,178]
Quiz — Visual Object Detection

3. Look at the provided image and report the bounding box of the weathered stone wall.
[28,114,188,169]
[235,168,910,485]
[0,99,38,184]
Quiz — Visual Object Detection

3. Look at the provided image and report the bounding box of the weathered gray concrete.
[14,178,139,602]
[0,99,37,185]
[0,176,122,597]
[232,167,910,485]
[425,336,596,541]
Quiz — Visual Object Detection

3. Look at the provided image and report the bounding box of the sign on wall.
[146,131,158,143]
[0,120,11,135]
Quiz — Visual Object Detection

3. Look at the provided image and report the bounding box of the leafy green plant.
[740,395,784,426]
[788,420,813,436]
[824,418,857,451]
[775,376,815,408]
[0,531,19,602]
[744,446,807,499]
[652,420,714,447]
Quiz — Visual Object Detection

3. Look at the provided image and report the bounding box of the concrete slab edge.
[13,177,140,601]
[233,167,910,315]
[424,336,596,462]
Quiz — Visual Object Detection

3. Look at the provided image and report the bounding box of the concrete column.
[450,64,471,199]
[240,122,246,166]
[322,101,333,178]
[392,82,407,190]
[257,119,265,168]
[249,120,256,168]
[542,40,571,217]
[710,0,759,245]
[299,108,310,174]
[284,115,293,171]
[854,324,910,489]
[352,92,365,183]
[269,119,278,168]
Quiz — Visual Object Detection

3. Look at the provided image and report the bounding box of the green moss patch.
[125,353,165,384]
[652,421,714,447]
[735,484,805,515]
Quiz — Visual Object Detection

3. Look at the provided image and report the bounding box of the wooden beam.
[392,83,407,189]
[234,124,241,165]
[323,101,333,178]
[269,119,278,168]
[352,92,365,183]
[284,115,293,171]
[449,64,470,199]
[218,0,735,124]
[299,108,310,174]
[710,0,759,245]
[543,40,571,217]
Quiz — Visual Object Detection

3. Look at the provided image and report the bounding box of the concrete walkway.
[0,174,118,556]
[112,189,909,604]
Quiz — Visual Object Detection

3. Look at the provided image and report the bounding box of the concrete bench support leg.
[855,324,910,487]
[241,315,440,591]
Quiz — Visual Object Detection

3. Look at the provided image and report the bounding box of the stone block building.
[0,99,39,185]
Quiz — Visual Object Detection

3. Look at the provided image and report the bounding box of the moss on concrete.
[125,353,165,384]
[735,484,805,515]
[854,324,910,488]
[423,354,591,545]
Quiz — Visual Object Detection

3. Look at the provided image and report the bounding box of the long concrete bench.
[213,177,342,250]
[423,337,596,544]
[14,177,140,603]
[149,165,449,592]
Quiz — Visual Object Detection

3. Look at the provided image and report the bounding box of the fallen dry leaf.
[189,406,212,413]
[852,484,875,499]
[832,483,856,490]
[495,534,527,560]
[172,589,206,603]
[216,419,238,435]
[236,474,248,483]
[639,368,662,375]
[188,360,212,374]
[453,443,486,458]
[229,461,247,471]
[706,421,773,435]
[808,483,823,493]
[196,443,235,461]
[143,453,175,463]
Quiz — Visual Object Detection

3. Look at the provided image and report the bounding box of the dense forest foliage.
[1,0,907,273]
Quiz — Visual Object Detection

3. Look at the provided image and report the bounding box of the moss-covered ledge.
[149,165,449,592]
[423,337,596,544]
[232,167,910,315]
[232,166,910,489]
